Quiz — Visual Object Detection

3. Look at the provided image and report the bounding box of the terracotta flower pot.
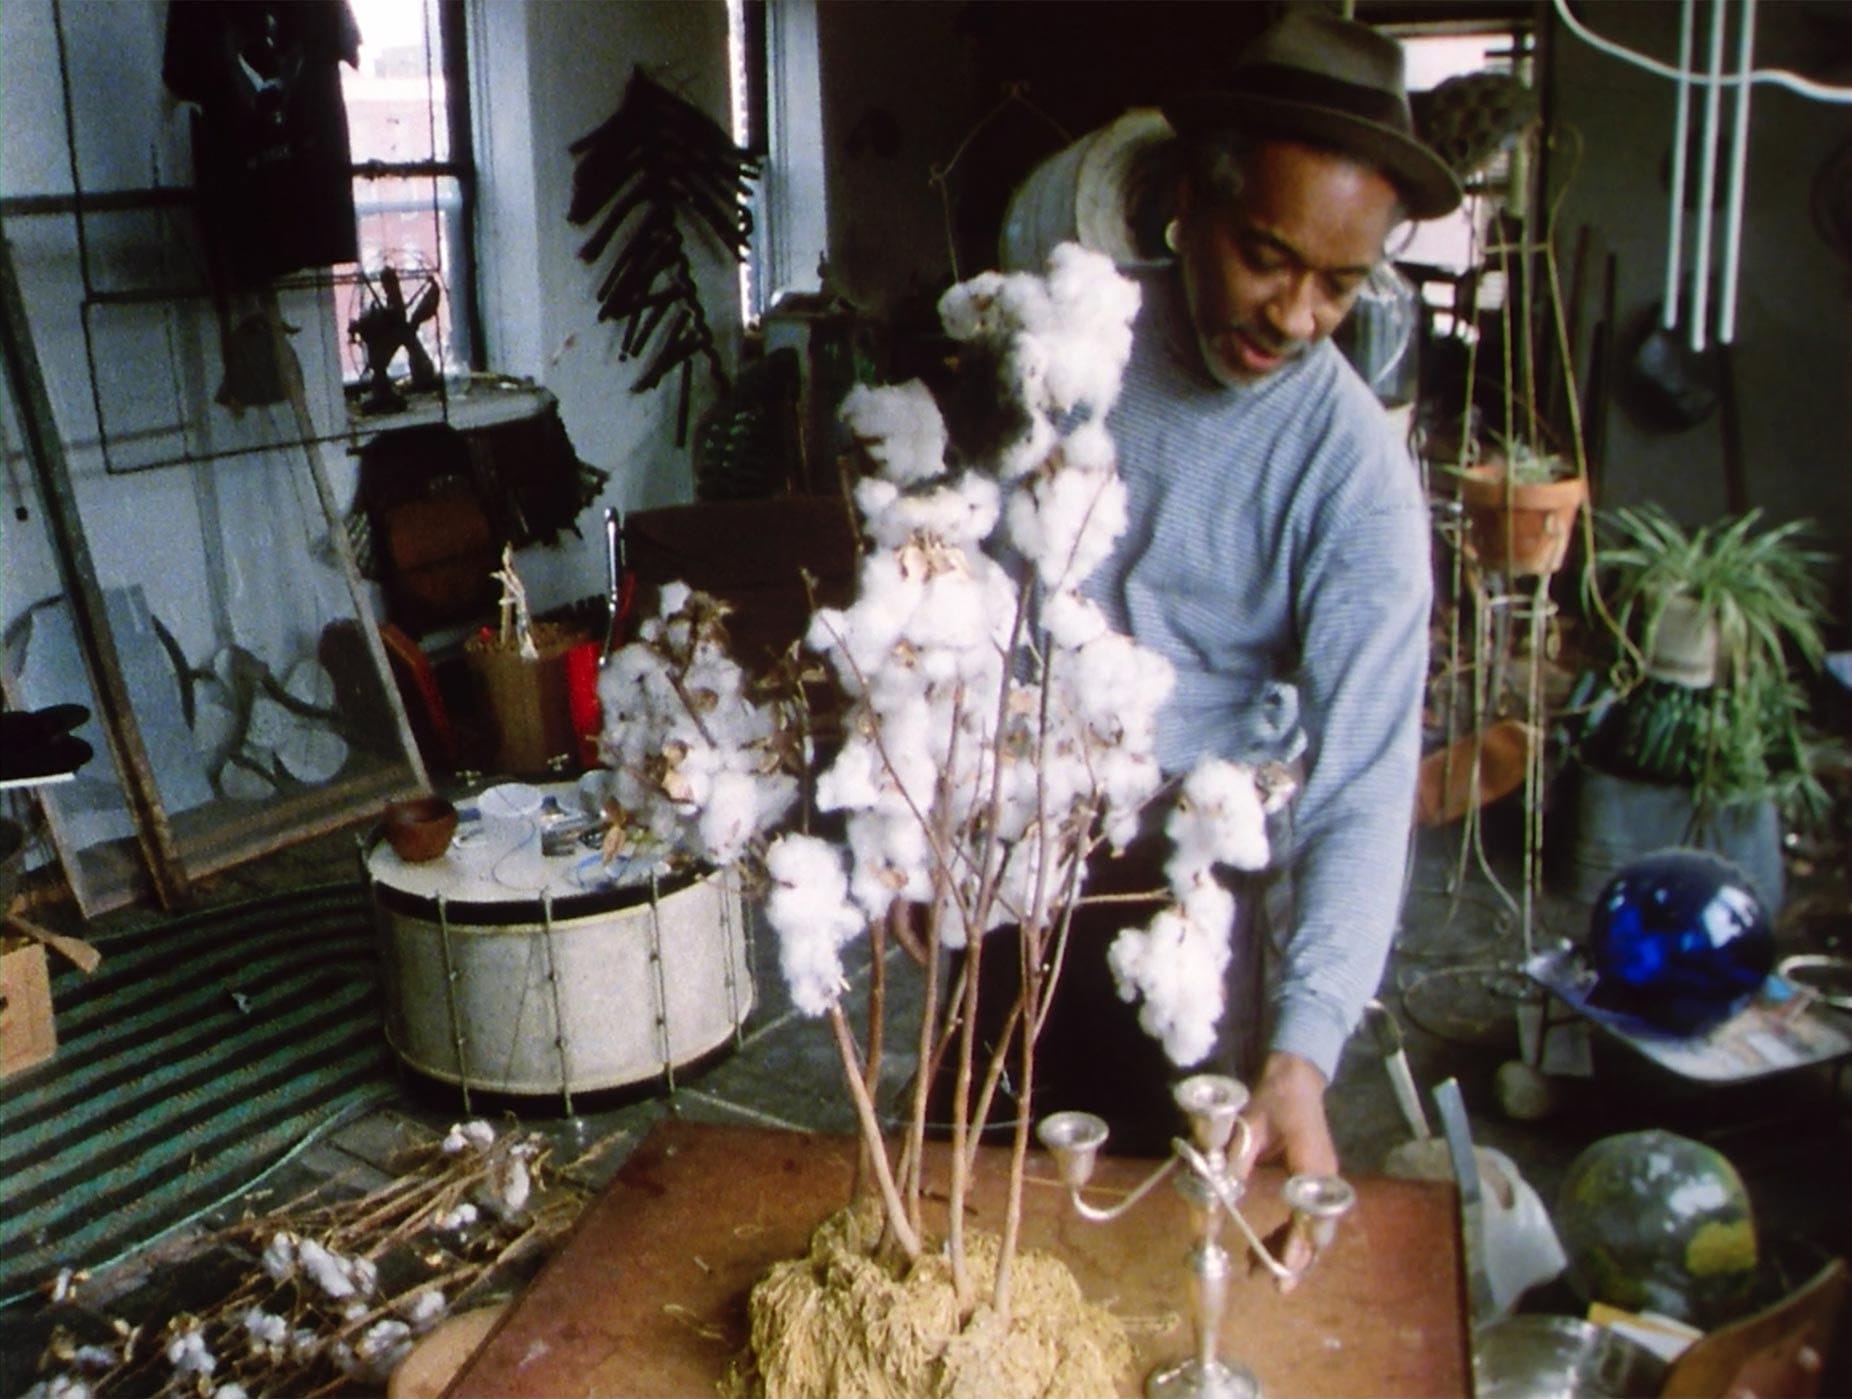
[1458,465,1588,577]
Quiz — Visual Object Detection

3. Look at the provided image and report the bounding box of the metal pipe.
[1662,0,1696,332]
[1718,0,1758,344]
[1690,0,1731,353]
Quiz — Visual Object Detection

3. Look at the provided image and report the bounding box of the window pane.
[341,0,449,165]
[337,175,469,384]
[1394,30,1529,275]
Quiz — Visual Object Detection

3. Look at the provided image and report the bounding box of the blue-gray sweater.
[1092,268,1431,1080]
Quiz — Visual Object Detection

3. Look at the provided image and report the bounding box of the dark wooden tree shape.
[568,69,761,445]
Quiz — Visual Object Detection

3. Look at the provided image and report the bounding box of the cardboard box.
[1,936,56,1078]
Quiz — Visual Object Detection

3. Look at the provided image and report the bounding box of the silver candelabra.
[1037,1073,1355,1399]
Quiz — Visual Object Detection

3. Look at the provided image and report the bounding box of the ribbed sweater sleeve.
[1098,269,1430,1081]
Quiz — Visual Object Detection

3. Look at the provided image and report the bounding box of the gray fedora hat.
[1163,11,1463,220]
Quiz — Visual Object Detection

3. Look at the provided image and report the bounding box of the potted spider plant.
[1557,504,1837,911]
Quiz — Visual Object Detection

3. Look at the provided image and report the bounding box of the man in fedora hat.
[992,9,1462,1273]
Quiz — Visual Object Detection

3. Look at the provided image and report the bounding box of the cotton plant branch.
[594,243,1278,1328]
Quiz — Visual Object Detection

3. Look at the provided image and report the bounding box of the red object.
[378,621,458,770]
[566,640,603,769]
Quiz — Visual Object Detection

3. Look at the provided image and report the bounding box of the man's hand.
[1236,1051,1339,1290]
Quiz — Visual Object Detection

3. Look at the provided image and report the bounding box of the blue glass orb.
[1585,848,1774,1035]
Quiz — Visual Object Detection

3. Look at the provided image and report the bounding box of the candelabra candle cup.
[1282,1174,1357,1251]
[1037,1110,1111,1189]
[1175,1073,1250,1159]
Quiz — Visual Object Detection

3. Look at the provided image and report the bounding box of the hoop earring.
[1164,218,1182,254]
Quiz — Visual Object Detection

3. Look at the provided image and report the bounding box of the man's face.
[1175,140,1401,386]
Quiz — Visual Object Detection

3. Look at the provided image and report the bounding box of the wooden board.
[446,1120,1470,1398]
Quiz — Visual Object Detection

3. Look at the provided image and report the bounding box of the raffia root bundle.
[730,1205,1132,1399]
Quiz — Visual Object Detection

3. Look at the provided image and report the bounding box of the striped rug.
[0,882,399,1302]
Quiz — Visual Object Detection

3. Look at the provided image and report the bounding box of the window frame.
[341,0,483,385]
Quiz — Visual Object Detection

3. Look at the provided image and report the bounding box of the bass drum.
[371,855,752,1100]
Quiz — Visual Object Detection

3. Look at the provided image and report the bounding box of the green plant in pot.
[1563,503,1838,910]
[1453,434,1590,579]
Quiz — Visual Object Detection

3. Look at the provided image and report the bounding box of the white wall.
[2,0,744,657]
[475,0,743,612]
[1,0,357,678]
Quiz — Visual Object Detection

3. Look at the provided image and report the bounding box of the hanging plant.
[567,68,761,446]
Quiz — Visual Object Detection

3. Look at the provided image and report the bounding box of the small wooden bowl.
[382,796,459,863]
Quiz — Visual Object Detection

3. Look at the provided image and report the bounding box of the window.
[728,0,829,325]
[1392,25,1534,282]
[337,0,478,386]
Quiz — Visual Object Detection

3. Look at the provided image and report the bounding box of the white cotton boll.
[483,1145,533,1220]
[1007,466,1127,590]
[288,1329,321,1362]
[1102,804,1141,854]
[763,834,866,1015]
[400,1290,448,1333]
[994,405,1059,482]
[1059,417,1118,474]
[857,479,986,551]
[954,471,1002,544]
[865,649,933,715]
[1003,330,1051,408]
[211,1386,249,1399]
[873,722,940,817]
[850,809,932,909]
[1166,760,1270,881]
[754,771,799,833]
[996,271,1058,333]
[353,1320,414,1381]
[840,381,949,486]
[1043,328,1134,418]
[695,769,761,865]
[810,567,919,687]
[1107,905,1228,1066]
[1094,748,1165,847]
[23,1378,92,1399]
[860,800,924,871]
[298,1239,357,1300]
[443,1120,496,1155]
[903,571,991,652]
[1063,632,1174,740]
[937,271,1009,340]
[886,487,967,546]
[1041,243,1141,413]
[242,1309,288,1349]
[1179,880,1235,938]
[348,1254,379,1295]
[815,734,883,813]
[1040,589,1109,650]
[260,1231,296,1281]
[436,1202,479,1231]
[165,1328,216,1378]
[914,641,967,689]
[853,472,900,527]
[950,635,1009,710]
[70,1347,115,1373]
[656,580,693,617]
